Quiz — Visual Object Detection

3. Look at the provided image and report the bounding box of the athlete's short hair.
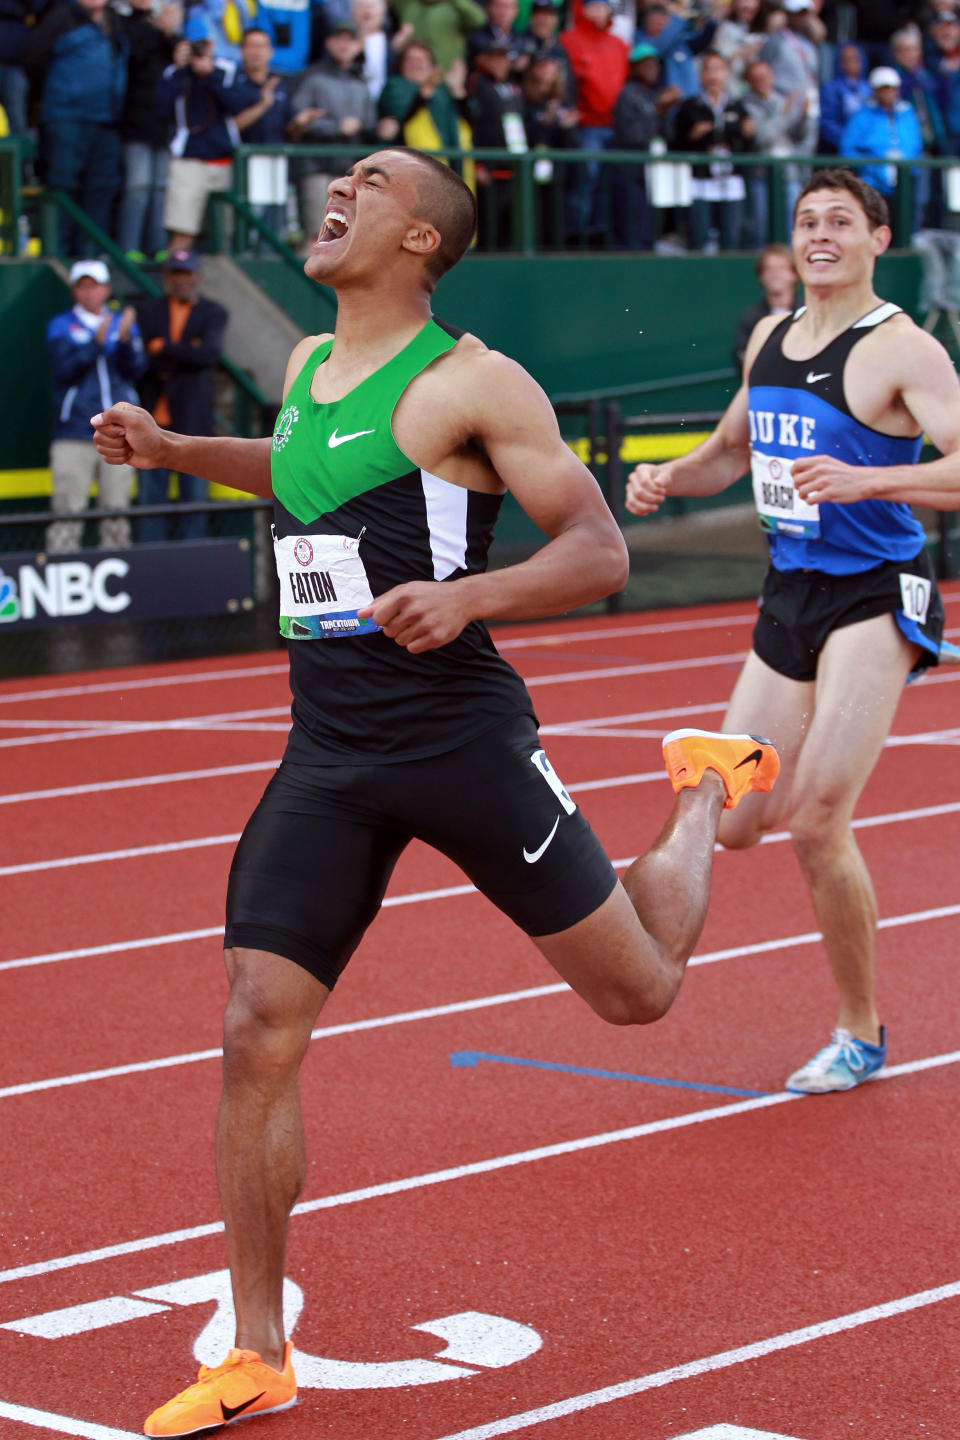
[794,168,890,231]
[386,148,477,288]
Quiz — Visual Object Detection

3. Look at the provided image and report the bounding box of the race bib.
[899,571,931,624]
[273,528,380,639]
[751,451,820,538]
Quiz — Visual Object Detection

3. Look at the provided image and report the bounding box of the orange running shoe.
[144,1343,296,1436]
[662,728,780,811]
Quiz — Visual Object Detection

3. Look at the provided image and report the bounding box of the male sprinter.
[94,147,778,1435]
[627,168,960,1095]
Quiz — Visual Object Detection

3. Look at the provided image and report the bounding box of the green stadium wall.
[0,251,925,478]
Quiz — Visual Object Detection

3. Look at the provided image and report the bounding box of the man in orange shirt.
[134,249,228,541]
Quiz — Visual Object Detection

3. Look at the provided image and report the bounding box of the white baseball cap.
[869,66,901,89]
[782,0,813,11]
[69,259,110,285]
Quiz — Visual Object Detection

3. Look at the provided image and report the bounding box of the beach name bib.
[751,451,821,539]
[273,528,380,639]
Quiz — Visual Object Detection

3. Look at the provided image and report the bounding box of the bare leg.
[533,770,728,1026]
[216,946,329,1370]
[786,615,917,1042]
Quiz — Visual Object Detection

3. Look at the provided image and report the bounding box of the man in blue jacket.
[840,66,923,234]
[23,0,128,253]
[45,259,145,553]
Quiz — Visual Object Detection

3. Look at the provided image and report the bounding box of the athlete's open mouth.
[318,210,350,243]
[807,251,838,264]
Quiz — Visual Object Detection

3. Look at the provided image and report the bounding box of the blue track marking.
[450,1051,770,1098]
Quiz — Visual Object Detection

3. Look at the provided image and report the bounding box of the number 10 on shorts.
[530,749,577,815]
[899,572,932,625]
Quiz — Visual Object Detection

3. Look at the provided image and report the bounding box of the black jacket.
[673,91,754,176]
[135,293,228,436]
[118,9,177,146]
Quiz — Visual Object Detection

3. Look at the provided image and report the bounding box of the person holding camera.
[156,15,248,251]
[117,0,182,260]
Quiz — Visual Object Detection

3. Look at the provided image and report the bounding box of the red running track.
[1,592,959,1440]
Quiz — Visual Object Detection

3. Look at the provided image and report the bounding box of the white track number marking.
[900,573,932,625]
[675,1428,809,1439]
[529,749,577,815]
[3,1270,542,1391]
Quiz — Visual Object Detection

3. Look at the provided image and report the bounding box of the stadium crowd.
[1,0,958,254]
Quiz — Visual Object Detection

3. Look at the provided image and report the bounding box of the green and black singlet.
[270,318,535,765]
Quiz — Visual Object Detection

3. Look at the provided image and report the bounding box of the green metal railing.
[219,146,950,260]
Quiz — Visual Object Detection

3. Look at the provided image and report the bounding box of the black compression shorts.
[753,548,944,683]
[224,715,619,989]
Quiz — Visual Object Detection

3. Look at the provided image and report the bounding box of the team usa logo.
[273,404,300,452]
[293,537,314,567]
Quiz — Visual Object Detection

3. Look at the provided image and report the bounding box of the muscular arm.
[793,326,960,510]
[362,351,628,651]
[91,333,325,497]
[625,313,777,516]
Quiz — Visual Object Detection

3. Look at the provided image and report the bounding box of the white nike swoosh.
[805,371,831,384]
[523,815,560,864]
[328,428,375,448]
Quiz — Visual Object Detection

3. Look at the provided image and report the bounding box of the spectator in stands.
[466,0,525,72]
[516,0,574,105]
[354,0,399,103]
[233,25,294,247]
[467,35,526,244]
[24,0,128,255]
[45,260,144,553]
[929,10,960,155]
[377,38,463,151]
[840,65,923,232]
[759,0,820,156]
[521,53,579,244]
[561,0,629,234]
[819,42,871,152]
[158,32,248,252]
[852,0,926,70]
[288,20,376,248]
[0,0,39,136]
[254,0,320,73]
[391,0,486,73]
[117,0,181,261]
[673,48,754,252]
[611,40,680,248]
[186,0,262,65]
[731,239,796,370]
[636,1,718,100]
[135,250,227,542]
[713,0,765,93]
[741,55,808,243]
[892,25,946,155]
[892,25,945,229]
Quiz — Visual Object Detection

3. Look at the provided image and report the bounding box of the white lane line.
[5,786,960,883]
[0,1049,955,1289]
[1,597,956,709]
[0,834,241,878]
[0,1402,140,1440]
[0,762,278,808]
[425,1280,960,1440]
[0,618,758,710]
[2,903,958,1098]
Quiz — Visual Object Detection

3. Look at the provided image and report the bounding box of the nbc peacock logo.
[0,567,20,623]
